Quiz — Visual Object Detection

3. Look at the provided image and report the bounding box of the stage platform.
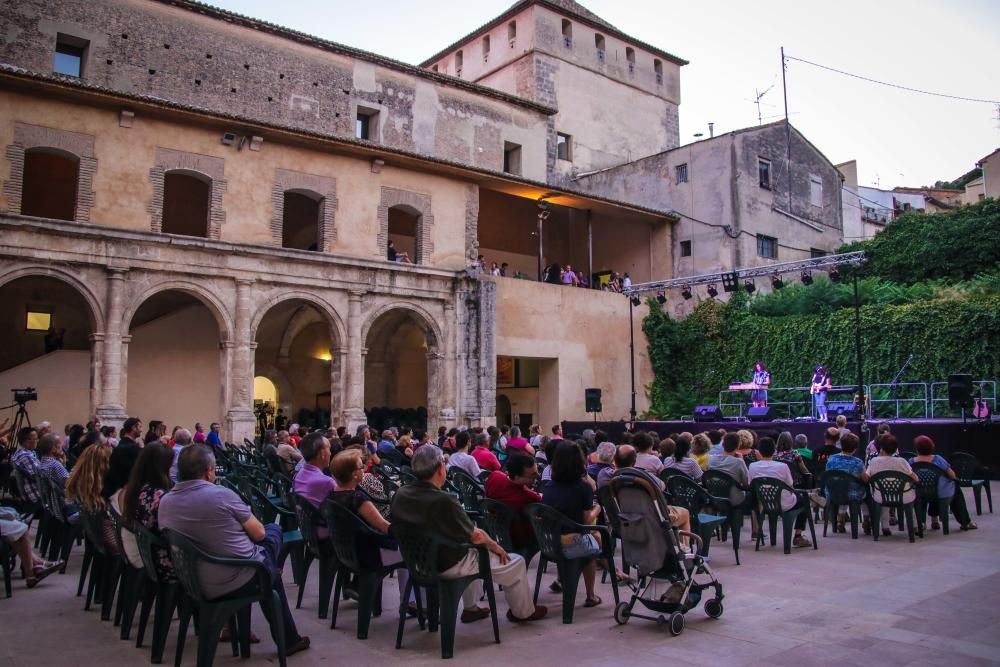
[564,417,1000,475]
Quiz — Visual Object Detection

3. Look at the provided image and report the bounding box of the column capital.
[120,335,132,344]
[107,263,130,276]
[89,332,106,343]
[235,278,255,287]
[348,289,366,301]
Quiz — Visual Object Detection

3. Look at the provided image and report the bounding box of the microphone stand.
[887,354,913,420]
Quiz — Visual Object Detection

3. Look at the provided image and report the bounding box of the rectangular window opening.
[675,163,688,184]
[810,248,827,258]
[680,240,692,257]
[503,141,522,175]
[556,133,572,161]
[757,234,777,259]
[54,34,89,77]
[758,158,771,190]
[809,174,823,207]
[356,107,379,141]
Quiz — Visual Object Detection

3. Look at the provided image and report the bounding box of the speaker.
[828,402,856,419]
[693,405,722,422]
[948,373,973,410]
[584,388,602,413]
[747,406,772,422]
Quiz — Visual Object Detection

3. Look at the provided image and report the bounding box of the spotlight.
[656,292,667,305]
[800,271,813,285]
[707,284,718,298]
[771,274,784,290]
[744,279,756,294]
[680,286,692,301]
[829,267,841,282]
[630,295,641,306]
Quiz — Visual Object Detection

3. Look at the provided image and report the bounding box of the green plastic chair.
[749,477,818,554]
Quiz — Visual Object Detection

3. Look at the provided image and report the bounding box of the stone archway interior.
[255,300,336,430]
[365,309,429,432]
[0,275,95,430]
[127,290,223,430]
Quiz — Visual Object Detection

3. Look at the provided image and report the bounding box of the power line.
[785,54,1000,105]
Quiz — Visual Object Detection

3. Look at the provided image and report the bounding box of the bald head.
[614,444,637,469]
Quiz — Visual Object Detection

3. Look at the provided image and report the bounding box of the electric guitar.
[810,377,831,395]
[974,387,990,419]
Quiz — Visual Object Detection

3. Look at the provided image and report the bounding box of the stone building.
[0,0,677,439]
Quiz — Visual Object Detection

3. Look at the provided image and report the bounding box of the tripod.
[2,401,31,445]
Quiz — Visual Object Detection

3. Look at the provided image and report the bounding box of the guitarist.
[810,365,832,421]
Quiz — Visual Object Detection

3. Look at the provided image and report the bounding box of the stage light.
[744,279,756,294]
[630,295,641,306]
[680,285,692,301]
[829,267,841,282]
[771,274,784,290]
[801,271,813,285]
[656,292,667,305]
[707,284,718,298]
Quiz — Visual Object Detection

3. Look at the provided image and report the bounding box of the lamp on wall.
[829,267,842,282]
[630,295,641,306]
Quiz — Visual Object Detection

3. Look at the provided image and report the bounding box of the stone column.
[95,266,129,427]
[439,301,457,429]
[226,278,256,444]
[344,290,368,431]
[88,333,104,423]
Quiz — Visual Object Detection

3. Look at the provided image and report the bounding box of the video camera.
[11,387,37,403]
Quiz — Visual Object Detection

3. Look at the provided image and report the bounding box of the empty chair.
[949,452,992,515]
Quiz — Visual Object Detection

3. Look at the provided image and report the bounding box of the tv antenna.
[753,81,775,125]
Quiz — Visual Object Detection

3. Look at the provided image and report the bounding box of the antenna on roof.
[753,83,775,126]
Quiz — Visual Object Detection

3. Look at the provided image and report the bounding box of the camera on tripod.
[11,387,37,403]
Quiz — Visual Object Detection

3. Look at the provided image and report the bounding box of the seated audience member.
[707,429,726,456]
[293,432,337,517]
[835,414,849,440]
[104,417,143,498]
[632,432,664,476]
[36,433,79,523]
[413,430,432,451]
[748,437,812,548]
[377,430,410,466]
[470,431,501,473]
[708,432,751,511]
[159,445,310,655]
[485,454,541,551]
[866,423,891,462]
[0,506,63,587]
[736,429,759,465]
[120,442,177,581]
[205,422,225,456]
[823,432,868,533]
[528,425,543,449]
[144,421,166,446]
[328,448,412,607]
[542,441,602,607]
[67,443,120,555]
[909,435,976,531]
[169,429,193,483]
[348,445,391,520]
[691,433,712,470]
[820,427,841,454]
[774,430,811,481]
[391,446,547,624]
[662,436,703,480]
[587,442,616,479]
[505,426,533,456]
[275,430,303,468]
[865,434,918,537]
[11,427,40,504]
[447,431,482,478]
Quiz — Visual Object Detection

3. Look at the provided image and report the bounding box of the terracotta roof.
[152,0,555,115]
[0,66,675,222]
[418,0,687,68]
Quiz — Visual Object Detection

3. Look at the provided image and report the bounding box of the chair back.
[292,494,325,558]
[948,452,982,482]
[525,503,578,561]
[163,529,212,602]
[370,465,400,497]
[36,474,65,523]
[246,485,279,524]
[749,476,795,515]
[479,498,516,552]
[134,522,167,584]
[868,470,915,507]
[79,508,111,556]
[659,467,692,484]
[107,504,133,564]
[702,469,739,508]
[398,467,417,486]
[910,462,944,500]
[448,468,486,516]
[596,485,623,538]
[12,468,38,511]
[818,470,866,505]
[391,522,454,583]
[320,500,382,573]
[666,474,712,514]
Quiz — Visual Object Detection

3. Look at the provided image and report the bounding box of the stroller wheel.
[668,611,685,636]
[704,598,724,619]
[614,602,631,626]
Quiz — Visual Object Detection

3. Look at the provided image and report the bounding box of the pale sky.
[211,0,1000,190]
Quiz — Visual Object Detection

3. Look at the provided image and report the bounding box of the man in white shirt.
[748,437,811,548]
[631,432,664,476]
[446,431,482,478]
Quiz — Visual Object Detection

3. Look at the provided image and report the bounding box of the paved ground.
[3,489,999,667]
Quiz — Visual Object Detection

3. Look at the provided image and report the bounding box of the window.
[53,34,88,77]
[556,133,572,161]
[22,148,79,221]
[356,107,378,140]
[162,171,210,238]
[680,240,692,257]
[654,59,663,84]
[757,234,777,259]
[810,248,826,258]
[455,50,463,76]
[25,309,52,332]
[282,190,322,251]
[595,34,605,61]
[388,205,421,263]
[503,141,522,175]
[675,163,688,184]
[482,35,490,61]
[758,158,771,189]
[508,21,517,47]
[809,174,823,206]
[626,47,636,74]
[562,19,573,47]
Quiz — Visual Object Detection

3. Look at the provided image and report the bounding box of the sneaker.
[792,535,811,548]
[285,636,310,656]
[460,607,491,623]
[506,605,548,623]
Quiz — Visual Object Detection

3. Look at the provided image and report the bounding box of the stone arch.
[0,264,104,332]
[360,301,443,352]
[271,168,337,251]
[4,122,96,223]
[249,290,346,347]
[149,148,226,238]
[377,186,434,264]
[122,279,234,343]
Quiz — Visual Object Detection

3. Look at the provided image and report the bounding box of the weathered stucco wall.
[0,349,91,431]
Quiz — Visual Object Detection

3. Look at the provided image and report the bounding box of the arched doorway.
[253,375,278,435]
[126,290,224,430]
[364,307,437,434]
[254,299,341,432]
[0,274,97,430]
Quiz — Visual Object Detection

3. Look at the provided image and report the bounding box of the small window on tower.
[53,34,89,77]
[562,20,573,48]
[675,163,688,184]
[758,158,772,190]
[556,133,572,161]
[680,240,692,257]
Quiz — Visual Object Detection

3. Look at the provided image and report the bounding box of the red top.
[471,446,501,472]
[505,437,530,453]
[485,471,542,549]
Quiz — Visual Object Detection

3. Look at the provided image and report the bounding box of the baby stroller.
[606,467,724,636]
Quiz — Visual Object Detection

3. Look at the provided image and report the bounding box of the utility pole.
[781,47,792,211]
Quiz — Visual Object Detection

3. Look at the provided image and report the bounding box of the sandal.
[583,595,602,608]
[614,571,634,584]
[961,522,978,531]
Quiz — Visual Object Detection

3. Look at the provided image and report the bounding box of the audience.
[470,431,501,473]
[587,442,616,479]
[0,506,63,587]
[909,435,976,532]
[748,437,812,548]
[447,431,482,478]
[11,427,41,504]
[36,433,79,523]
[823,432,868,534]
[66,444,120,555]
[662,436,703,480]
[104,417,143,498]
[866,434,918,537]
[632,432,664,476]
[690,433,711,470]
[484,453,541,552]
[120,442,176,581]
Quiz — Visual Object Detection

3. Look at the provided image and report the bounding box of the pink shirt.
[471,447,501,472]
[506,437,530,453]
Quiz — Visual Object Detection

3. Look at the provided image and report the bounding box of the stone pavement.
[3,489,999,667]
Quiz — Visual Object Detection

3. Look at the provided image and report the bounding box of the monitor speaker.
[948,374,973,410]
[693,405,722,422]
[585,388,602,413]
[747,406,772,422]
[828,402,856,419]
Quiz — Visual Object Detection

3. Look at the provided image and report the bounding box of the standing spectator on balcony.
[500,262,509,277]
[576,271,589,288]
[490,261,501,276]
[622,273,632,289]
[561,265,578,286]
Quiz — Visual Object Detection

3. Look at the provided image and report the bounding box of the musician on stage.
[810,365,832,421]
[751,361,770,408]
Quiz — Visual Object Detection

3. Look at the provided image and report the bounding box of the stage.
[563,417,1000,476]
